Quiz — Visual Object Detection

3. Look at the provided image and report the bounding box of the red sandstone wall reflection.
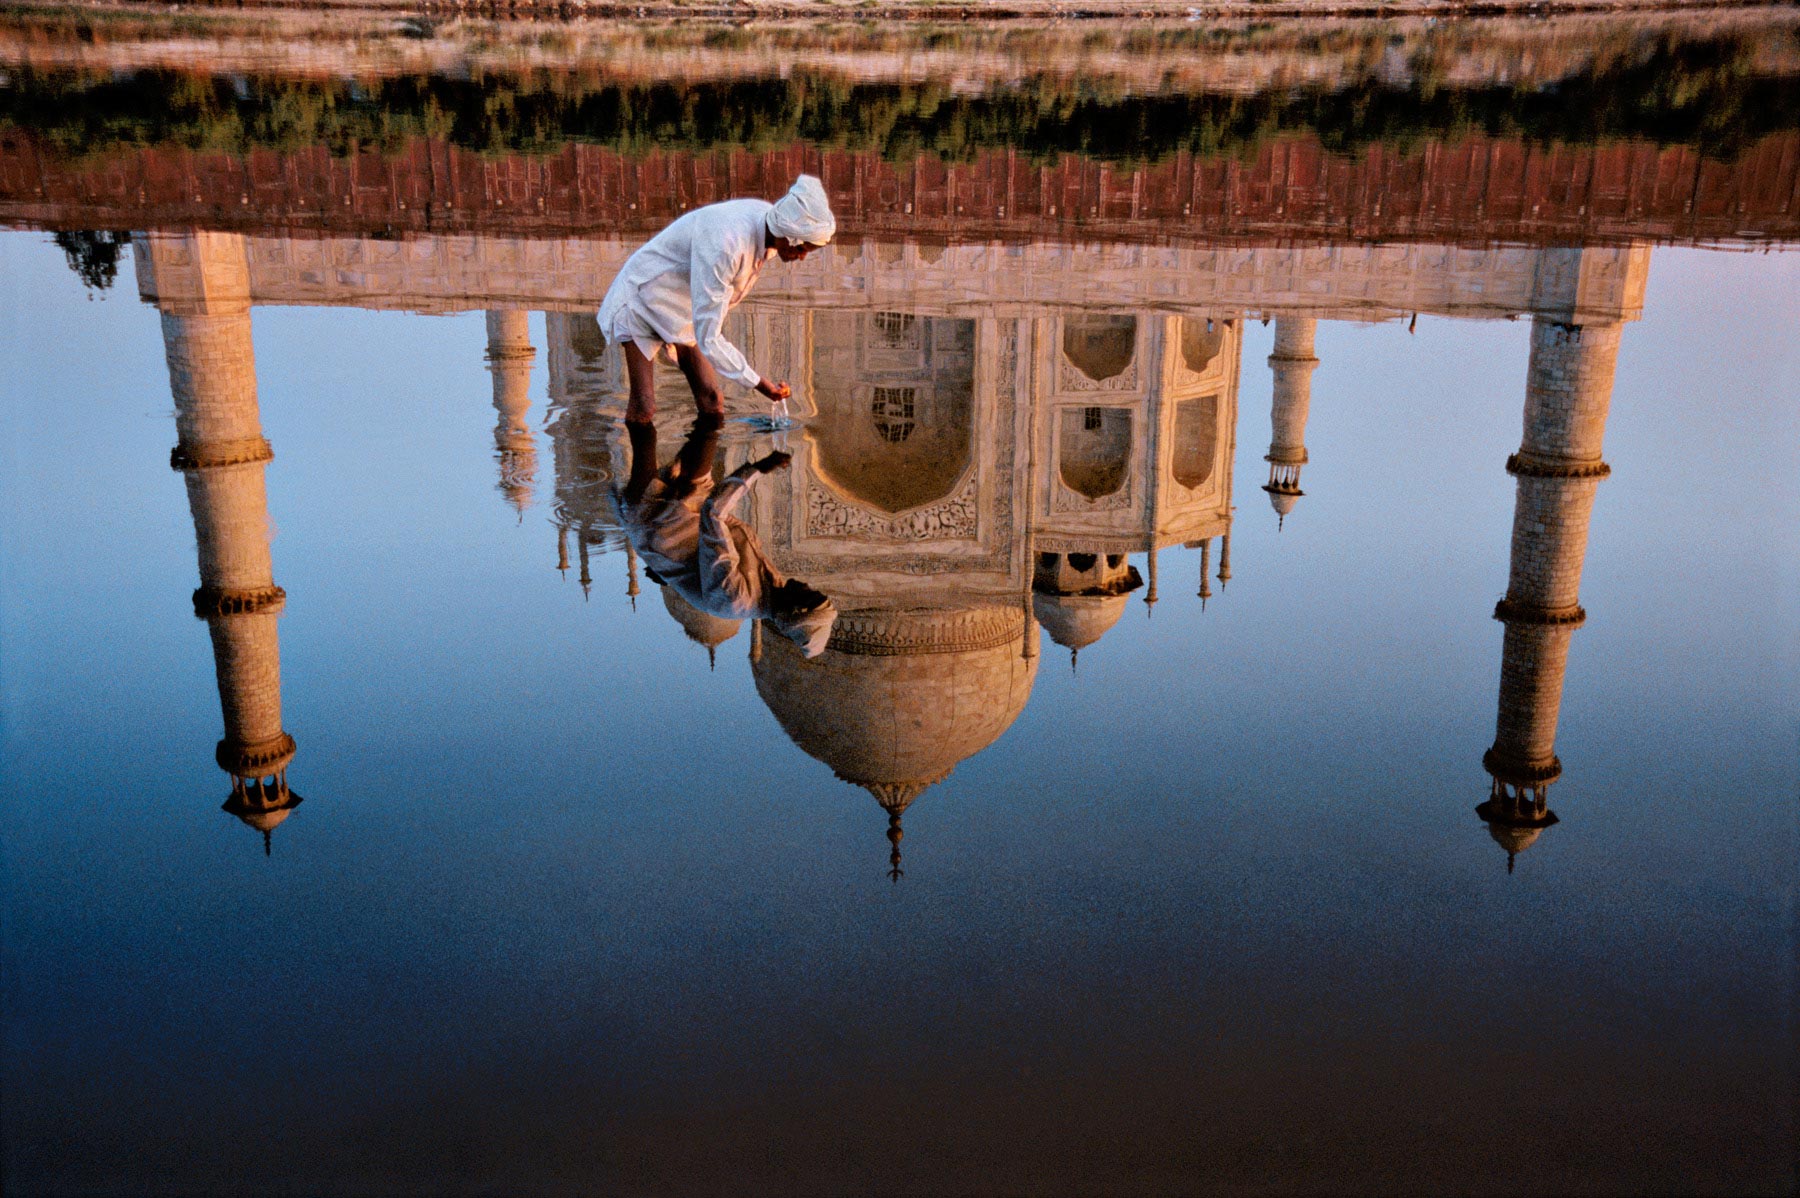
[2,132,1796,245]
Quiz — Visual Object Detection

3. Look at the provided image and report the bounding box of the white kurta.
[596,198,775,389]
[619,470,780,618]
[617,464,837,657]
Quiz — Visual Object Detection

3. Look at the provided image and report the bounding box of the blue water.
[1,232,1795,1196]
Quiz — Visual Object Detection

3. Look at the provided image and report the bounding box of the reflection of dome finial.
[1506,851,1516,875]
[625,540,641,612]
[861,782,931,882]
[708,644,717,672]
[556,523,569,579]
[263,828,272,856]
[1145,548,1159,618]
[1070,647,1079,674]
[887,809,904,883]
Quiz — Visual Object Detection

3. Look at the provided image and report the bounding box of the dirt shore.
[12,0,1789,22]
[7,2,1797,88]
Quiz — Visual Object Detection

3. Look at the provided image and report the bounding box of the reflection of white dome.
[661,586,741,648]
[1032,592,1127,653]
[752,606,1036,811]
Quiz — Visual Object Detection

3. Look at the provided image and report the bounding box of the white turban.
[767,174,836,246]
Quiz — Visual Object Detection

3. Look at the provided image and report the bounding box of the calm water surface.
[1,14,1797,1197]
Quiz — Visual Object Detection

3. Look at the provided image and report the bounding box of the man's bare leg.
[621,418,660,505]
[623,339,658,423]
[674,343,726,419]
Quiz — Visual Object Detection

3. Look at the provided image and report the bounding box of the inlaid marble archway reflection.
[137,230,1643,876]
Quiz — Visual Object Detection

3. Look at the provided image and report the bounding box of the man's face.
[775,238,819,263]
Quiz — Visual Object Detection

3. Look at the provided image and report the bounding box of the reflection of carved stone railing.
[827,606,1022,657]
[192,584,287,618]
[169,438,273,471]
[1481,747,1564,786]
[1505,453,1612,480]
[215,731,297,777]
[1492,599,1586,627]
[805,473,979,542]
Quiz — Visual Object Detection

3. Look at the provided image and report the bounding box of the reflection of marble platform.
[139,233,1651,325]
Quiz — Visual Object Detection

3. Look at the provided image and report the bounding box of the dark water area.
[2,12,1798,1198]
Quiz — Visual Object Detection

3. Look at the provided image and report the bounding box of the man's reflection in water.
[617,416,837,657]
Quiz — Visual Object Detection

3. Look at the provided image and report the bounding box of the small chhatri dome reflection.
[1476,784,1560,874]
[752,606,1036,879]
[221,768,304,858]
[1032,551,1143,671]
[661,585,742,670]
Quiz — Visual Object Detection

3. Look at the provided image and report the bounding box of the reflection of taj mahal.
[136,230,1647,872]
[543,299,1246,877]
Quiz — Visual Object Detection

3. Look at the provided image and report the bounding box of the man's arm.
[690,239,761,391]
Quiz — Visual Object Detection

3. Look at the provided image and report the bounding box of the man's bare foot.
[753,451,793,474]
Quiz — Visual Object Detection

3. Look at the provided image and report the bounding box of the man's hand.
[756,379,792,402]
[752,451,793,474]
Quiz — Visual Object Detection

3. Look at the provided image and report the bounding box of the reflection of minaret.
[544,312,625,600]
[1479,317,1620,871]
[1264,317,1317,530]
[485,309,537,517]
[148,232,301,855]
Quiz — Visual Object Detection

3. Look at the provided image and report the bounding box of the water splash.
[732,412,797,435]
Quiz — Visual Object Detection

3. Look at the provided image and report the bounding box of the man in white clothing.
[616,417,837,658]
[597,173,835,422]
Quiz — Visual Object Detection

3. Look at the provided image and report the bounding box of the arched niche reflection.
[1171,394,1220,490]
[1062,313,1137,383]
[1179,316,1227,374]
[1059,406,1133,500]
[809,311,976,514]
